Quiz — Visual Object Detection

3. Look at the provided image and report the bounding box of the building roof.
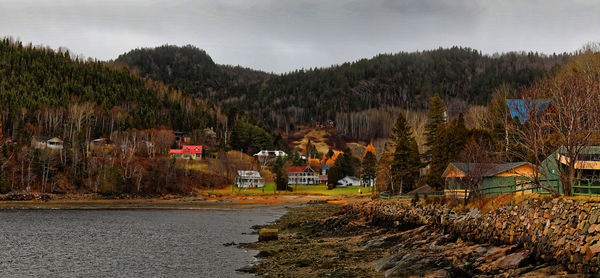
[321,164,332,170]
[236,170,262,178]
[506,99,553,124]
[443,162,532,178]
[169,145,202,154]
[33,136,58,141]
[339,176,360,181]
[287,165,312,173]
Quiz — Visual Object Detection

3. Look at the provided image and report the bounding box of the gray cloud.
[1,0,599,73]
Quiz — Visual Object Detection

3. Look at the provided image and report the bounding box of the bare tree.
[512,59,600,196]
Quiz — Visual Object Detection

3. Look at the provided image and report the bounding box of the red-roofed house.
[287,166,318,185]
[169,145,202,160]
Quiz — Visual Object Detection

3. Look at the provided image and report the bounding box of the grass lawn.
[199,184,373,196]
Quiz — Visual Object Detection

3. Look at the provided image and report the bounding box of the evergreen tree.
[390,113,421,194]
[427,113,469,188]
[337,147,360,178]
[361,150,377,187]
[327,165,340,189]
[423,94,447,163]
[275,167,289,191]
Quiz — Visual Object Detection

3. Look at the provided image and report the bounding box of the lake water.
[0,207,286,277]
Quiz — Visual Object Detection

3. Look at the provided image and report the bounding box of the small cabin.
[90,138,114,148]
[169,145,202,160]
[31,136,63,150]
[336,176,361,187]
[235,170,265,188]
[442,162,535,199]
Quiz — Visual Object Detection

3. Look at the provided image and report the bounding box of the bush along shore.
[241,198,594,277]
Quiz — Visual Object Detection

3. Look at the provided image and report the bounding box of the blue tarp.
[505,99,552,124]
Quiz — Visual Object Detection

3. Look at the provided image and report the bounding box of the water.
[0,207,286,277]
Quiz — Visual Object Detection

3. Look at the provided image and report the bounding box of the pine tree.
[338,147,360,178]
[427,113,469,188]
[275,168,289,191]
[423,94,447,163]
[327,165,340,189]
[390,113,421,194]
[361,150,377,187]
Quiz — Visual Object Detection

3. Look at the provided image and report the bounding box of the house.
[90,138,114,148]
[320,164,331,175]
[506,99,554,124]
[254,150,287,165]
[336,176,361,187]
[539,146,600,196]
[174,131,191,145]
[235,170,265,188]
[169,145,202,160]
[31,136,63,150]
[287,166,318,185]
[318,175,328,184]
[254,150,287,158]
[442,162,535,199]
[361,177,376,187]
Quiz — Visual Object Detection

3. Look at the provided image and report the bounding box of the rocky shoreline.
[242,199,590,277]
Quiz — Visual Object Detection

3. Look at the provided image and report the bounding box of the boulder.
[258,228,278,242]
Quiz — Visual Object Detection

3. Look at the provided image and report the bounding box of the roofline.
[486,162,533,177]
[441,163,466,178]
[442,161,533,178]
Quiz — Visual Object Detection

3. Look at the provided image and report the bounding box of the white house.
[235,170,265,188]
[287,166,319,185]
[31,136,63,150]
[336,176,361,187]
[253,150,287,158]
[361,177,376,187]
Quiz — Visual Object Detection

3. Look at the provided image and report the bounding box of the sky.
[1,0,599,73]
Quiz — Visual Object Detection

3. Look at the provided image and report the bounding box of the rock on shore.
[243,199,592,277]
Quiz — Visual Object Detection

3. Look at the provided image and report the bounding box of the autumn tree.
[513,52,600,196]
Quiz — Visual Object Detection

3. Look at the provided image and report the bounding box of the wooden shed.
[442,162,535,198]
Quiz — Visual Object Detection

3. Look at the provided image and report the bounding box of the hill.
[116,45,570,136]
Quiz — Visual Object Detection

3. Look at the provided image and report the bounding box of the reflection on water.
[0,207,285,277]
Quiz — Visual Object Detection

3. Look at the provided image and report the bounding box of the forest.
[0,38,275,195]
[117,45,570,137]
[0,37,590,197]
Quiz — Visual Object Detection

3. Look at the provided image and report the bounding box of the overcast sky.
[1,0,599,73]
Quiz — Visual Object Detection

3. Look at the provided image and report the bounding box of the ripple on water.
[0,207,285,277]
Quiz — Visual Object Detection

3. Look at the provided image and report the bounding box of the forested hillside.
[0,39,225,139]
[117,45,570,136]
[0,38,249,195]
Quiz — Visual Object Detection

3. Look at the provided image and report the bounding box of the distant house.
[442,162,535,199]
[320,164,331,175]
[506,99,555,124]
[287,166,318,185]
[31,136,63,150]
[336,176,361,187]
[235,170,265,188]
[89,138,114,155]
[254,150,287,165]
[169,145,202,160]
[90,138,114,148]
[254,150,287,159]
[174,131,191,145]
[318,175,328,184]
[361,177,376,187]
